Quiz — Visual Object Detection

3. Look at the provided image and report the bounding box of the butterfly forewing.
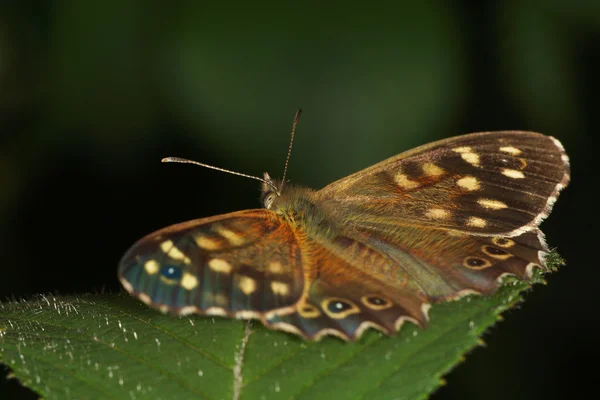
[316,131,569,236]
[118,210,304,317]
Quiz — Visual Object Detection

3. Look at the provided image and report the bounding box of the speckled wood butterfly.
[119,118,570,341]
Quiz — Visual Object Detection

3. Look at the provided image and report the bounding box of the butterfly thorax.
[262,178,337,238]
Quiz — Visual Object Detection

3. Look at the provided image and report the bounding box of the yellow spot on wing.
[499,146,522,155]
[194,236,220,250]
[160,240,174,253]
[518,158,528,170]
[161,241,191,264]
[268,261,283,274]
[457,176,480,191]
[502,169,525,179]
[461,152,480,166]
[238,276,256,295]
[215,227,245,246]
[477,198,508,210]
[208,259,232,274]
[453,146,480,166]
[453,146,472,153]
[394,173,420,189]
[144,260,159,275]
[466,216,487,228]
[271,281,290,296]
[181,272,199,290]
[425,208,450,220]
[422,163,445,176]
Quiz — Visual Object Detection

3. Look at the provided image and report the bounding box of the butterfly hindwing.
[263,226,547,340]
[351,226,549,301]
[266,238,430,340]
[118,210,304,317]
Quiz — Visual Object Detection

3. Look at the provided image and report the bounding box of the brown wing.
[263,225,548,341]
[314,131,570,237]
[118,210,305,319]
[265,235,430,341]
[265,131,569,340]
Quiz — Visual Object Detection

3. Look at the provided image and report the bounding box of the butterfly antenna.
[161,157,278,192]
[281,108,302,190]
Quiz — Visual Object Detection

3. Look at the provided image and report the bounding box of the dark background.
[1,2,597,399]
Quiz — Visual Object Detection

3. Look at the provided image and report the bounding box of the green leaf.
[0,257,560,400]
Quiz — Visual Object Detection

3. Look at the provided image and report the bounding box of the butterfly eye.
[160,265,183,280]
[264,193,277,209]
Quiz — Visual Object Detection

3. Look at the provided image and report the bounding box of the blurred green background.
[0,1,596,399]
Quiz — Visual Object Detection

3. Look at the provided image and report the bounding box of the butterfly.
[118,122,570,341]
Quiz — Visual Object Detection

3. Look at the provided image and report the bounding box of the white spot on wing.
[138,293,152,305]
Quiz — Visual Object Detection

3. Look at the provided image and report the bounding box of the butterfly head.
[261,172,283,209]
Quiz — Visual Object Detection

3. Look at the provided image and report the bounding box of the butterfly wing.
[265,228,545,340]
[267,131,569,340]
[265,235,430,341]
[119,131,570,341]
[118,210,305,318]
[315,131,569,236]
[118,208,432,341]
